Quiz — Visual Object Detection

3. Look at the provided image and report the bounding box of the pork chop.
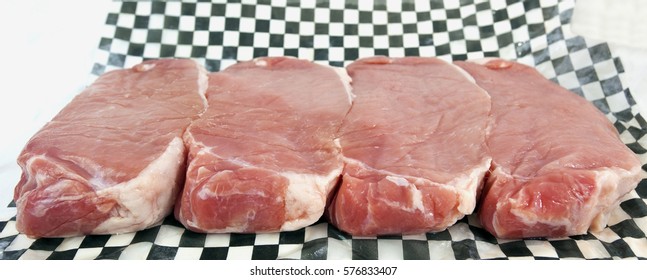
[455,58,643,238]
[327,56,492,236]
[14,59,208,237]
[176,57,352,233]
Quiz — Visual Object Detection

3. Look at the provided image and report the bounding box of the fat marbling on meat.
[14,59,208,237]
[456,58,643,239]
[176,57,352,233]
[327,56,492,236]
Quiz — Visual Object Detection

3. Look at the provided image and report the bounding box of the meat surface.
[455,58,643,239]
[14,59,208,237]
[176,57,352,233]
[327,56,492,236]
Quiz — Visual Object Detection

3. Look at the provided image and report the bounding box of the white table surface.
[0,0,645,210]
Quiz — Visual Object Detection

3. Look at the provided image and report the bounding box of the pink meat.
[455,59,643,239]
[14,59,208,237]
[327,57,492,236]
[176,57,352,233]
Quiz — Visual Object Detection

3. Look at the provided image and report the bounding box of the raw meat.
[455,58,643,239]
[14,59,208,237]
[176,57,352,233]
[327,56,492,236]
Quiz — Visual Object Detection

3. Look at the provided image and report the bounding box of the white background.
[0,0,111,209]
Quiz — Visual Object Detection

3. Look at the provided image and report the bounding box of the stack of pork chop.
[13,56,642,239]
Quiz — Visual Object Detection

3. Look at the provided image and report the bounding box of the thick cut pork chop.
[176,57,352,233]
[327,57,492,236]
[14,59,208,237]
[456,59,642,239]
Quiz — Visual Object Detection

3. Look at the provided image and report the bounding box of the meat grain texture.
[327,57,492,236]
[176,57,353,233]
[14,59,208,237]
[456,59,643,238]
[13,56,643,240]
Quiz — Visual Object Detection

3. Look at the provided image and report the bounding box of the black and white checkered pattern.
[1,0,646,260]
